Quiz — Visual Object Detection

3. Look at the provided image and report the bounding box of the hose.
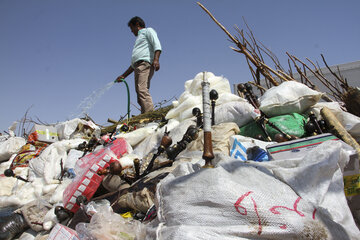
[115,78,131,123]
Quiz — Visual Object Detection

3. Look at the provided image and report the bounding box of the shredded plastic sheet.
[149,141,359,240]
[259,81,323,117]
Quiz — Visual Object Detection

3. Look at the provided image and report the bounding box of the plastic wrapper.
[75,202,145,240]
[84,199,112,217]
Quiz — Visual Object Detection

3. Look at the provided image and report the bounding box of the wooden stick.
[320,107,360,160]
[321,54,348,88]
[198,2,279,86]
[291,53,342,97]
[248,81,267,92]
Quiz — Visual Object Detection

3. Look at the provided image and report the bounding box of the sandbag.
[148,141,359,239]
[259,81,323,117]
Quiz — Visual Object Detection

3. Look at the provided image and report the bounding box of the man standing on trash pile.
[116,16,162,114]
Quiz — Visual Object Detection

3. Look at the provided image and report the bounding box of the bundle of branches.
[197,2,360,117]
[101,105,173,135]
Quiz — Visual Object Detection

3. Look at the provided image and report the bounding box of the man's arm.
[146,28,162,71]
[153,50,161,71]
[116,66,134,82]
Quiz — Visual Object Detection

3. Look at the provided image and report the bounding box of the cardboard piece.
[31,124,59,143]
[266,133,339,161]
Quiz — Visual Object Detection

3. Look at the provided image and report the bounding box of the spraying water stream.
[69,81,115,119]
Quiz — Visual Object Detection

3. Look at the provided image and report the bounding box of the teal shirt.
[131,28,162,68]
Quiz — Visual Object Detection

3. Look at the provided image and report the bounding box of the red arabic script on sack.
[234,192,317,235]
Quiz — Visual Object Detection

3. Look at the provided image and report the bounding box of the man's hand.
[153,50,161,71]
[115,66,134,82]
[152,59,160,71]
[115,76,125,83]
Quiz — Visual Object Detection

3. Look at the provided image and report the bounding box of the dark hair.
[128,16,145,28]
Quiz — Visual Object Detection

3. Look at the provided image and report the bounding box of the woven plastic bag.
[148,141,359,239]
[259,81,323,117]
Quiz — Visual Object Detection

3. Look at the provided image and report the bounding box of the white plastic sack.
[166,72,245,122]
[309,102,360,141]
[0,134,10,142]
[49,178,73,204]
[29,139,84,184]
[0,137,26,162]
[55,118,101,140]
[259,81,323,117]
[115,122,159,147]
[130,118,192,161]
[0,176,43,208]
[64,149,84,170]
[149,141,359,239]
[215,101,255,127]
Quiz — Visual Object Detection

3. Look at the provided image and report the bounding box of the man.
[116,16,162,114]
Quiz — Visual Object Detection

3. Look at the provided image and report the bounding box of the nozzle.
[114,78,125,83]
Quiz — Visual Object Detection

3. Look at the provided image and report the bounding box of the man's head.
[128,16,145,36]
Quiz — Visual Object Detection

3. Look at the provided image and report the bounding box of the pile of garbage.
[0,72,359,240]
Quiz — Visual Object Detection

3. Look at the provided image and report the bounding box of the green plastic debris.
[239,113,307,139]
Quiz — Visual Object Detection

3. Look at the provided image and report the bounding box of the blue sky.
[1,0,359,134]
